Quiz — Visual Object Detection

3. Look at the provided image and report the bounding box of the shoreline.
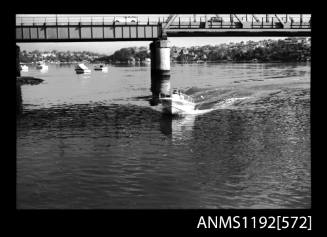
[17,76,44,85]
[20,60,311,65]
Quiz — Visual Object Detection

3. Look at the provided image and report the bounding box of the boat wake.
[211,97,252,109]
[152,77,309,116]
[183,96,251,115]
[182,87,252,113]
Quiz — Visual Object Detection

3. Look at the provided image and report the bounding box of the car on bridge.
[207,16,243,28]
[113,16,138,24]
[208,16,224,23]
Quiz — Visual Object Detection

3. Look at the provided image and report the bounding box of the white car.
[113,16,138,23]
[208,16,223,23]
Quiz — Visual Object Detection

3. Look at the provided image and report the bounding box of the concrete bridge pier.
[16,45,22,114]
[150,73,171,106]
[151,39,171,76]
[16,45,20,77]
[149,39,171,106]
[17,83,22,114]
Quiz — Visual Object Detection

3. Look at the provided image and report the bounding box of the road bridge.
[16,14,310,42]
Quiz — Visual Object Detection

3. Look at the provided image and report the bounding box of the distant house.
[171,51,179,59]
[284,37,304,45]
[284,38,293,44]
[181,49,188,54]
[296,37,307,44]
[128,57,135,63]
[220,43,228,48]
[304,38,311,46]
[41,53,56,58]
[191,54,198,60]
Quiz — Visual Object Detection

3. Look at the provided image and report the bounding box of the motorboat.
[160,89,196,115]
[142,58,151,65]
[94,64,108,72]
[36,61,48,70]
[20,64,28,72]
[144,58,151,63]
[75,63,91,74]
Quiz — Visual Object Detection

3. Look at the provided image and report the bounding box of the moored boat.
[160,89,196,115]
[20,64,28,72]
[36,61,48,70]
[94,64,108,72]
[75,63,91,74]
[142,58,151,65]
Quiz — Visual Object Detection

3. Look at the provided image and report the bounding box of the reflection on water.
[39,68,48,73]
[17,62,310,209]
[77,74,92,79]
[16,83,22,114]
[160,114,196,142]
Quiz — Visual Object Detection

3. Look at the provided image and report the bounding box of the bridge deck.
[16,15,311,42]
[16,23,161,42]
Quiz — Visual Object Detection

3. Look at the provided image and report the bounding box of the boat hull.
[161,98,195,115]
[94,68,108,72]
[20,66,28,72]
[36,65,48,70]
[75,69,91,74]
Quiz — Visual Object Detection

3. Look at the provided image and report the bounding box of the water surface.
[17,62,311,209]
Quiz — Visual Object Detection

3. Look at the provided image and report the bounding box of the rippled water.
[17,62,310,209]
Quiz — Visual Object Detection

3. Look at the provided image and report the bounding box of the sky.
[17,37,287,55]
[16,14,297,55]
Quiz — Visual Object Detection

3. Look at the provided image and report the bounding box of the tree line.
[19,38,311,64]
[100,38,310,63]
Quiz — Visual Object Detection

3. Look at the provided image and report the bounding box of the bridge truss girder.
[159,14,311,38]
[162,14,310,25]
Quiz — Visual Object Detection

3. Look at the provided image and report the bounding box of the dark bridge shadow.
[17,83,22,115]
[149,73,171,106]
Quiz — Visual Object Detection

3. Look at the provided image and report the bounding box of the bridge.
[16,14,311,42]
[16,14,311,109]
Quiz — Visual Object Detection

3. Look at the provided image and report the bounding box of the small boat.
[20,64,28,72]
[36,61,48,70]
[160,89,196,115]
[142,58,151,64]
[94,64,108,72]
[75,63,91,74]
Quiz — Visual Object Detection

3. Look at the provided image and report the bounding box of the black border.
[8,2,320,234]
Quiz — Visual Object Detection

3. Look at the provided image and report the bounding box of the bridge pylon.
[149,38,171,105]
[16,45,20,77]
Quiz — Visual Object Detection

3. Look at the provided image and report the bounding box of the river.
[17,62,311,209]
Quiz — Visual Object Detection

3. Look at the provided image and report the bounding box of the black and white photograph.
[16,14,311,212]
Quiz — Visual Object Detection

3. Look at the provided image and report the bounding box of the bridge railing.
[15,16,161,26]
[16,15,161,41]
[16,14,311,41]
[16,14,311,26]
[166,21,310,29]
[163,14,310,30]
